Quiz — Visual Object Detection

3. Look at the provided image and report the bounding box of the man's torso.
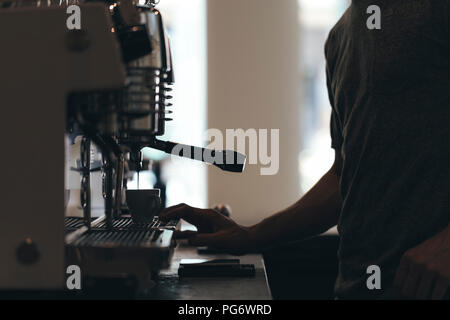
[325,0,450,299]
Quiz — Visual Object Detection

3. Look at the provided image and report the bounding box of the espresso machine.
[0,0,246,294]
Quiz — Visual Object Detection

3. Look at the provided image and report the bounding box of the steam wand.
[146,138,247,173]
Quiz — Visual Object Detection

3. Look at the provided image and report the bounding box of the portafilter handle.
[147,139,246,173]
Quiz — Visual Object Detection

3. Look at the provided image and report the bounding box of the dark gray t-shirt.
[325,0,450,299]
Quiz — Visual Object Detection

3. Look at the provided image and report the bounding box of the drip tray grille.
[65,217,178,248]
[65,216,163,232]
[70,230,155,247]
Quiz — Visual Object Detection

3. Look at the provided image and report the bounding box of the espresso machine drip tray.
[65,216,179,248]
[65,216,178,293]
[71,229,156,248]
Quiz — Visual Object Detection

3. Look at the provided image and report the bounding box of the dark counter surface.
[146,240,272,300]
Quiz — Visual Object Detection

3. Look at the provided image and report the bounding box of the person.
[161,0,450,299]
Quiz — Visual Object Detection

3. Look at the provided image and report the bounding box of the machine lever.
[147,139,247,173]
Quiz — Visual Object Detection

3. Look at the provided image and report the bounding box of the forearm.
[394,223,450,299]
[248,166,342,250]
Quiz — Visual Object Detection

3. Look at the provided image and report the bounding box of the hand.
[159,203,257,255]
[394,226,450,300]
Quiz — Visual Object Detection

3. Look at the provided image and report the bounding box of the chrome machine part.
[121,5,174,144]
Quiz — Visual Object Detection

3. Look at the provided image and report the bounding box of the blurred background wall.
[207,0,302,226]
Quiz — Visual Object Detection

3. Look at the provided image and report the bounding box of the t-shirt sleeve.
[325,43,343,151]
[330,109,343,150]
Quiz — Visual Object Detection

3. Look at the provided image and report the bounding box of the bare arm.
[394,224,450,299]
[160,150,343,254]
[248,150,342,249]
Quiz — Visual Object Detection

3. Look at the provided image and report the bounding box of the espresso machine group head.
[0,0,246,293]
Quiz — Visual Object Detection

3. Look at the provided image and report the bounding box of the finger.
[159,203,187,220]
[431,277,449,300]
[401,263,422,298]
[415,270,437,300]
[394,256,411,291]
[173,230,197,239]
[159,204,203,226]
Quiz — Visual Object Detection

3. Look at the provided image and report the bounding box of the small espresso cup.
[126,189,161,223]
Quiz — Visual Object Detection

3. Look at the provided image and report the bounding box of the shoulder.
[324,7,351,74]
[324,8,350,60]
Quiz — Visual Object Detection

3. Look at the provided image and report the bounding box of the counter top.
[146,240,272,300]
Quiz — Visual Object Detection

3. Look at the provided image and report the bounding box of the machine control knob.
[16,238,40,266]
